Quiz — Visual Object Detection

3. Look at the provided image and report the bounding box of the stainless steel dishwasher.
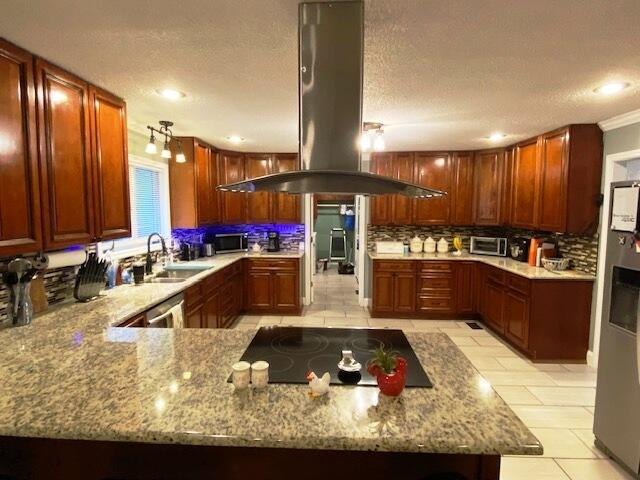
[145,293,184,328]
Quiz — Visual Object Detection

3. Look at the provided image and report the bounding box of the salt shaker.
[232,361,251,389]
[251,361,269,388]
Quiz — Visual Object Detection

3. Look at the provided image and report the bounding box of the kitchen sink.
[147,269,204,283]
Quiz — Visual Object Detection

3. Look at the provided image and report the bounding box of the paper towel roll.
[37,250,87,270]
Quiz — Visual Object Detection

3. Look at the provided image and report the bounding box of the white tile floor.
[232,268,633,480]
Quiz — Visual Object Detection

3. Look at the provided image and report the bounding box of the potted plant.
[367,347,407,396]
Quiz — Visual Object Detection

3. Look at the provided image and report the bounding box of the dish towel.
[169,302,184,328]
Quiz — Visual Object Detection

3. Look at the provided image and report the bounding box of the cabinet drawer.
[507,273,530,295]
[374,260,415,272]
[418,275,453,291]
[247,258,298,271]
[202,273,221,294]
[417,295,454,312]
[419,261,452,273]
[486,267,506,285]
[185,283,203,308]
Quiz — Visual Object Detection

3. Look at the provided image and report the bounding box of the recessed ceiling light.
[226,135,244,144]
[594,82,630,95]
[156,88,186,100]
[487,132,507,142]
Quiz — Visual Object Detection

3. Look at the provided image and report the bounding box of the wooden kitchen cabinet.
[504,289,530,350]
[35,58,96,249]
[394,272,417,313]
[510,138,539,229]
[219,151,247,223]
[371,261,416,316]
[483,279,505,333]
[473,149,504,226]
[89,86,131,241]
[369,152,393,225]
[372,270,394,313]
[451,152,474,225]
[245,154,272,223]
[0,39,42,257]
[169,137,218,228]
[391,152,415,225]
[455,262,476,315]
[413,153,451,225]
[245,258,301,314]
[416,261,454,314]
[272,154,301,223]
[185,303,203,328]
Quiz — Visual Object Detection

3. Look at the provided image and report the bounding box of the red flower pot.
[368,356,407,397]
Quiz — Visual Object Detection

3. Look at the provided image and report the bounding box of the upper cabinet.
[510,138,539,230]
[35,58,96,249]
[0,39,131,255]
[0,39,42,257]
[219,151,247,224]
[451,152,474,225]
[473,149,504,226]
[413,153,451,225]
[169,137,218,229]
[369,152,393,225]
[89,86,131,241]
[245,154,272,223]
[391,152,415,225]
[272,153,301,223]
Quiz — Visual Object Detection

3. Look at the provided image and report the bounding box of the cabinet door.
[504,290,530,350]
[451,152,474,225]
[246,271,272,310]
[500,147,514,225]
[273,271,298,309]
[273,154,300,223]
[511,139,539,229]
[203,292,219,328]
[473,150,503,225]
[391,152,414,224]
[538,129,568,232]
[369,153,393,225]
[413,153,451,225]
[209,150,220,223]
[219,152,246,223]
[245,154,272,223]
[195,141,215,226]
[455,262,476,314]
[89,86,131,241]
[185,304,203,328]
[484,281,505,333]
[35,59,95,249]
[372,271,394,313]
[0,40,42,256]
[393,273,416,313]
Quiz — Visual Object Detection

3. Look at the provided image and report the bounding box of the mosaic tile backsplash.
[172,224,305,252]
[367,224,599,276]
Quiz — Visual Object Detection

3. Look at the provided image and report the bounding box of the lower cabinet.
[185,303,203,328]
[245,258,301,314]
[370,259,593,361]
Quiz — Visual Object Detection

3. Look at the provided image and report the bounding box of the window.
[106,155,171,256]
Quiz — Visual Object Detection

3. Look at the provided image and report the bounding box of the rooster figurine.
[306,371,331,397]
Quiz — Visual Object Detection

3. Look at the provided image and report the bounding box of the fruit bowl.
[541,257,570,271]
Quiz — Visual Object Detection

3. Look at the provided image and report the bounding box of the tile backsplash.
[367,224,599,275]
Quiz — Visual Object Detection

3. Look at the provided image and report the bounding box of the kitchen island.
[0,320,541,478]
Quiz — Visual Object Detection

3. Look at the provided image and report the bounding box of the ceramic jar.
[423,237,436,253]
[437,238,449,253]
[409,235,423,253]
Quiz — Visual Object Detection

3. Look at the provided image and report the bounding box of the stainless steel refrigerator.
[594,180,640,478]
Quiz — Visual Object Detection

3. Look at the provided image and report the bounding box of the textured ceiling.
[1,0,639,151]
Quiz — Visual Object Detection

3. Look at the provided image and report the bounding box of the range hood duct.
[217,1,445,198]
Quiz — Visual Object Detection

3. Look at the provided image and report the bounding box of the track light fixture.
[145,120,184,162]
[360,122,385,152]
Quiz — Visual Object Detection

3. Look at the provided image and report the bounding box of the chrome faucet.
[146,233,168,274]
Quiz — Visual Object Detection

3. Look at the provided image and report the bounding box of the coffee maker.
[509,237,530,262]
[267,231,281,252]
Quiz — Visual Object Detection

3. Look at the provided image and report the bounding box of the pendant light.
[145,131,157,154]
[145,120,184,162]
[360,122,385,152]
[160,137,171,159]
[373,129,385,152]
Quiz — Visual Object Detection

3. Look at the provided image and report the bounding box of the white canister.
[424,236,436,253]
[437,238,449,253]
[409,235,423,253]
[232,361,251,389]
[251,360,269,388]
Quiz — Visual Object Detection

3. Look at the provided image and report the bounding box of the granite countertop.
[368,251,595,281]
[28,251,303,337]
[0,327,542,456]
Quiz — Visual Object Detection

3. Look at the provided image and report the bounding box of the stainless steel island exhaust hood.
[217,1,445,198]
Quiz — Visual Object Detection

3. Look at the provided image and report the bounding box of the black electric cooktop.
[233,327,432,387]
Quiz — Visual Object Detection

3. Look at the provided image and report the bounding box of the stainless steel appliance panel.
[213,233,248,254]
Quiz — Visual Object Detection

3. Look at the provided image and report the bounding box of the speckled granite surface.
[0,327,541,455]
[368,251,595,281]
[24,251,303,337]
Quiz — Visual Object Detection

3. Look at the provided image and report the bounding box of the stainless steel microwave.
[213,233,248,254]
[469,236,508,256]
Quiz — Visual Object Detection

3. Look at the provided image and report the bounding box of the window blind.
[130,165,162,238]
